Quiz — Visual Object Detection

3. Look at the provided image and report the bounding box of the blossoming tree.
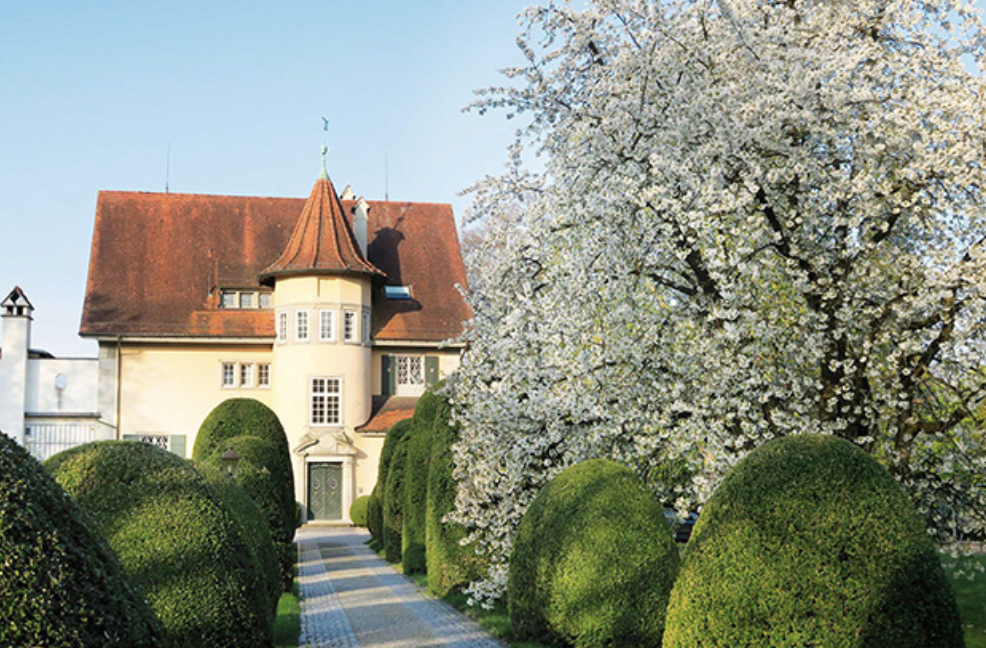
[449,0,986,602]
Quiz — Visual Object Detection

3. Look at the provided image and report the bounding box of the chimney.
[340,184,356,201]
[353,197,369,256]
[0,287,33,446]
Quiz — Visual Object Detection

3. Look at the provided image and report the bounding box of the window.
[397,356,425,387]
[239,292,254,309]
[344,311,356,342]
[259,293,272,309]
[296,310,309,341]
[277,312,288,343]
[258,364,270,387]
[222,362,236,387]
[319,310,336,341]
[240,363,253,387]
[362,312,371,344]
[384,286,412,300]
[310,378,341,425]
[221,292,237,309]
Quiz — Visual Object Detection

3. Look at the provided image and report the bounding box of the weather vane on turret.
[320,116,329,179]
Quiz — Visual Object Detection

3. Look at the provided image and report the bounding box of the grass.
[943,553,986,648]
[272,580,301,648]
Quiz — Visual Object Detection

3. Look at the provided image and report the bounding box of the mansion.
[0,168,470,523]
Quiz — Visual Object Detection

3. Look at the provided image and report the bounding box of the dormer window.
[219,289,272,309]
[385,286,412,300]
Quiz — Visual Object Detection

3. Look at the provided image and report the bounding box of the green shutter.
[425,356,439,385]
[382,354,395,396]
[171,434,186,458]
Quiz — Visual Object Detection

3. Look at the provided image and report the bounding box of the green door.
[308,463,342,521]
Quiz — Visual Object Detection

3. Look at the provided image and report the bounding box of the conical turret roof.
[259,172,384,285]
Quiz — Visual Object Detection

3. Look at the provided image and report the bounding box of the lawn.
[272,582,301,648]
[943,553,986,648]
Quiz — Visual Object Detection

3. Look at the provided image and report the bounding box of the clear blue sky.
[2,1,983,357]
[0,1,532,356]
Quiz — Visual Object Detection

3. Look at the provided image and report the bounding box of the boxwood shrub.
[194,461,280,618]
[367,484,383,541]
[425,391,487,597]
[350,494,370,527]
[0,432,168,648]
[509,458,679,648]
[402,390,440,574]
[663,434,964,648]
[380,418,414,562]
[46,441,272,648]
[202,434,296,592]
[383,424,413,563]
[192,398,290,462]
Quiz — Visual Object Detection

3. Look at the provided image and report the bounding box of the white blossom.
[451,0,986,603]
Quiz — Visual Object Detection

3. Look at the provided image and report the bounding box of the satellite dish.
[55,374,68,391]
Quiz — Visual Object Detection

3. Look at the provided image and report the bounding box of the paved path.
[296,526,507,648]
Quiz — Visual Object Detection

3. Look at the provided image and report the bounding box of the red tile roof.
[80,184,471,342]
[259,175,383,283]
[356,396,418,433]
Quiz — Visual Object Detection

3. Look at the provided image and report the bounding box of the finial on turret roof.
[319,116,329,180]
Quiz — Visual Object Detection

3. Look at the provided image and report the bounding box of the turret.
[260,170,384,521]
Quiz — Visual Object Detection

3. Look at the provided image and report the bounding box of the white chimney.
[340,184,356,201]
[0,287,33,446]
[353,197,369,256]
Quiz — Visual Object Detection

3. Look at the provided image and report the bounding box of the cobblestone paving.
[296,527,507,648]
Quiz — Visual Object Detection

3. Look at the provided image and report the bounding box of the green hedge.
[426,391,486,597]
[202,435,296,592]
[509,458,680,648]
[0,432,168,648]
[367,484,383,541]
[663,434,964,648]
[380,418,414,562]
[350,495,370,527]
[194,461,280,618]
[192,398,290,461]
[402,391,440,574]
[46,441,272,648]
[383,422,414,563]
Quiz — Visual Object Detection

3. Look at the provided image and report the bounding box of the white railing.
[25,422,100,462]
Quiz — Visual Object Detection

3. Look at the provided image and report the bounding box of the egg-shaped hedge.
[192,398,290,461]
[380,418,414,562]
[663,434,964,648]
[402,390,440,574]
[350,495,370,527]
[202,434,296,592]
[426,390,487,597]
[0,433,168,648]
[509,458,680,648]
[194,461,280,619]
[367,485,383,541]
[46,441,272,648]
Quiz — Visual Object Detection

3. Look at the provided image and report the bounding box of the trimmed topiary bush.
[426,390,487,597]
[194,461,280,619]
[380,418,414,562]
[402,391,440,574]
[192,398,290,461]
[202,434,296,592]
[663,434,964,648]
[509,458,680,648]
[383,424,413,563]
[367,484,383,541]
[0,432,168,648]
[46,441,272,648]
[350,495,370,527]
